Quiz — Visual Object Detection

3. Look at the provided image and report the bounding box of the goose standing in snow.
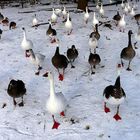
[51,8,57,24]
[9,21,16,30]
[7,79,26,107]
[113,11,121,26]
[62,6,67,19]
[67,45,78,68]
[46,22,57,43]
[88,48,101,74]
[26,49,45,75]
[92,12,99,27]
[21,27,33,57]
[120,30,136,71]
[84,7,89,24]
[32,14,38,28]
[0,29,2,39]
[51,46,69,81]
[99,3,104,16]
[130,7,135,16]
[103,64,126,121]
[65,12,72,35]
[124,5,128,14]
[118,14,126,32]
[44,71,67,129]
[89,34,98,51]
[134,26,140,49]
[121,0,125,8]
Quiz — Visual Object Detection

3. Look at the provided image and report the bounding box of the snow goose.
[124,5,128,14]
[113,11,121,26]
[9,21,16,30]
[120,30,136,71]
[84,7,89,24]
[26,49,45,75]
[134,14,140,25]
[51,46,69,81]
[90,24,100,41]
[44,71,67,129]
[130,7,135,16]
[46,22,57,43]
[62,6,67,19]
[21,27,33,57]
[121,0,125,8]
[51,8,57,24]
[118,14,126,32]
[32,14,38,28]
[99,3,104,16]
[0,29,2,39]
[103,64,126,121]
[65,12,72,35]
[88,48,101,74]
[7,79,26,107]
[92,12,99,27]
[66,45,78,68]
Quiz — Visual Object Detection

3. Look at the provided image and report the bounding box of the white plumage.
[84,7,89,24]
[65,12,72,35]
[121,0,124,8]
[32,14,38,27]
[135,26,140,41]
[62,6,67,18]
[92,12,99,27]
[88,36,98,50]
[51,8,57,23]
[130,8,135,16]
[118,14,126,32]
[21,28,33,57]
[99,4,104,16]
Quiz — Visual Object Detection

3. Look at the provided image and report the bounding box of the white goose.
[99,3,104,16]
[127,2,131,12]
[55,8,62,16]
[45,71,67,129]
[32,14,38,28]
[88,35,98,51]
[124,5,128,14]
[21,27,33,57]
[121,0,125,8]
[65,12,72,35]
[130,7,135,16]
[62,6,67,19]
[26,49,45,75]
[92,12,99,27]
[118,14,126,32]
[134,26,140,49]
[84,6,89,24]
[51,8,57,24]
[96,2,99,9]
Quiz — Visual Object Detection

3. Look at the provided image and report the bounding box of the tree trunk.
[77,0,88,11]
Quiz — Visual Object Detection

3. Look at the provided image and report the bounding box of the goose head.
[128,30,133,35]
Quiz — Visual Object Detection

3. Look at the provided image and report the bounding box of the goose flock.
[0,1,140,134]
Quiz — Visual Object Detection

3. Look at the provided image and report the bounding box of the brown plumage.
[9,21,16,30]
[2,17,9,26]
[51,46,69,81]
[134,14,140,25]
[88,49,101,74]
[67,45,78,68]
[120,30,136,71]
[90,24,100,40]
[7,79,26,106]
[46,23,57,43]
[113,11,121,25]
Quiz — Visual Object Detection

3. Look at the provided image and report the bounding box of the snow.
[0,1,140,140]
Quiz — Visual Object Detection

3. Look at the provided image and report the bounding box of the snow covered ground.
[0,1,140,140]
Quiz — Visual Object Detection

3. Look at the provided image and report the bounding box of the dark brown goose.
[66,45,78,68]
[9,21,16,30]
[103,64,126,121]
[2,17,9,26]
[7,79,26,107]
[120,30,136,71]
[134,14,140,25]
[88,48,101,74]
[0,29,2,39]
[44,46,68,81]
[90,24,100,40]
[113,11,121,26]
[46,22,57,43]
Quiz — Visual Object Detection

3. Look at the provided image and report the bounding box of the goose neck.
[23,30,27,41]
[49,77,55,98]
[128,33,132,46]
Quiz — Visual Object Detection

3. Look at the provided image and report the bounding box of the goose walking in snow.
[62,6,67,19]
[32,14,38,28]
[92,12,99,27]
[120,30,136,71]
[21,27,33,57]
[84,7,89,24]
[44,71,67,129]
[65,12,72,35]
[103,64,126,121]
[99,3,104,16]
[26,49,45,75]
[118,14,126,32]
[51,8,57,24]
